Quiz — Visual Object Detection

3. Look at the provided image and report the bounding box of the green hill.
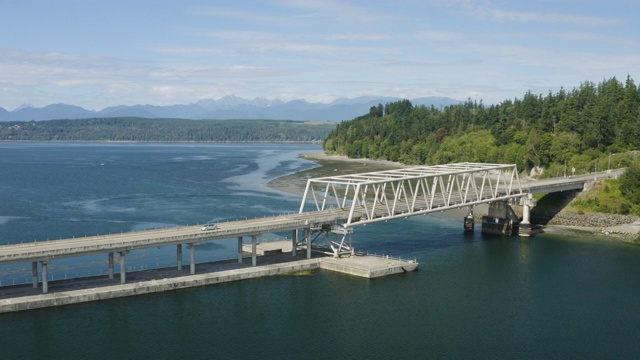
[323,76,640,177]
[0,118,336,142]
[323,76,640,216]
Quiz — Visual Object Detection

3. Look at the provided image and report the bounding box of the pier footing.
[481,201,520,235]
[517,223,544,237]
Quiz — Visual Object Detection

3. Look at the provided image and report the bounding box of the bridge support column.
[464,206,474,232]
[41,261,49,294]
[32,261,38,288]
[189,243,196,275]
[482,200,518,235]
[238,237,243,263]
[306,229,312,259]
[108,252,114,280]
[251,235,257,267]
[177,244,183,270]
[119,251,128,284]
[518,193,537,237]
[292,230,297,256]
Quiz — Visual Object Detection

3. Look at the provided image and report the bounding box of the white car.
[202,222,218,231]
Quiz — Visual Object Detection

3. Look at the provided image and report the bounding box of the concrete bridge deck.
[0,189,512,265]
[521,170,621,194]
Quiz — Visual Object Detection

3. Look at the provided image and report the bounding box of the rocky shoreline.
[533,211,640,243]
[271,152,640,245]
[534,211,638,227]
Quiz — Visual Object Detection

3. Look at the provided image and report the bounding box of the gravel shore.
[534,211,640,244]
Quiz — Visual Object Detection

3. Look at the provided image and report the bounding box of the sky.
[1,0,638,111]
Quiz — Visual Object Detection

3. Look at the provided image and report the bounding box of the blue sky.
[1,0,638,110]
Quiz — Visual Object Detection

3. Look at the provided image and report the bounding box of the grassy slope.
[564,179,639,216]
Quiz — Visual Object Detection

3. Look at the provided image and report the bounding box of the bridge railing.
[362,251,418,264]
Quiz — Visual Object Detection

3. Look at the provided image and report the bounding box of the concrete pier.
[464,206,474,232]
[32,262,38,289]
[119,251,127,284]
[189,243,196,275]
[41,261,48,294]
[242,240,292,255]
[108,253,114,279]
[482,201,520,235]
[518,193,543,236]
[251,235,257,267]
[291,230,297,257]
[177,244,182,270]
[0,245,417,314]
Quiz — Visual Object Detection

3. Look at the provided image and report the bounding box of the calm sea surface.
[0,142,639,359]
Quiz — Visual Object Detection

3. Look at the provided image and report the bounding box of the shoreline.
[270,152,640,245]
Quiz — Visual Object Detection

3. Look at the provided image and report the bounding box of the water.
[1,143,639,359]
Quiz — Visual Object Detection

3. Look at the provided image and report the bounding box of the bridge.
[521,170,621,194]
[0,162,619,294]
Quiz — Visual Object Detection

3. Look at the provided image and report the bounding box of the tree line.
[323,76,640,177]
[0,118,335,142]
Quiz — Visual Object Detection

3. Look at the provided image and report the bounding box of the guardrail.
[362,252,418,264]
[0,210,362,264]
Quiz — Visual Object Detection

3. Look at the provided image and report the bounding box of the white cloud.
[413,31,467,42]
[277,0,379,22]
[480,9,624,25]
[150,46,229,55]
[190,6,282,23]
[1,1,638,111]
[554,31,636,46]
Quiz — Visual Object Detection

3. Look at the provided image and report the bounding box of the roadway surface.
[0,191,499,265]
[521,169,622,194]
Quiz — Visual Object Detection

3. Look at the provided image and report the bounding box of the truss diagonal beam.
[299,162,523,227]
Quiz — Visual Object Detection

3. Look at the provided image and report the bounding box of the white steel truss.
[294,224,354,258]
[299,162,524,227]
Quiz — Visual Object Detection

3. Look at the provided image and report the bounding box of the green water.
[0,143,639,359]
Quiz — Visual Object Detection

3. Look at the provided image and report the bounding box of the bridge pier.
[292,230,297,256]
[119,251,128,284]
[41,261,49,294]
[251,235,258,266]
[108,252,114,279]
[31,261,51,293]
[177,244,183,270]
[189,243,196,275]
[464,205,474,232]
[518,193,538,237]
[306,229,312,259]
[238,237,243,263]
[482,200,519,235]
[32,261,38,288]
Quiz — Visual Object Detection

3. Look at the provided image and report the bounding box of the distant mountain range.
[0,95,461,122]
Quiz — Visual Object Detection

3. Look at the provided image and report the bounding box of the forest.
[0,118,335,142]
[324,76,640,178]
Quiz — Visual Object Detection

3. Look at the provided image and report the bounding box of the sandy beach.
[268,152,407,196]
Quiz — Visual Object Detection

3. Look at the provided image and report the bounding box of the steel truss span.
[298,162,524,227]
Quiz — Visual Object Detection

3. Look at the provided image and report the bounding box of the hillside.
[323,76,640,178]
[0,118,336,142]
